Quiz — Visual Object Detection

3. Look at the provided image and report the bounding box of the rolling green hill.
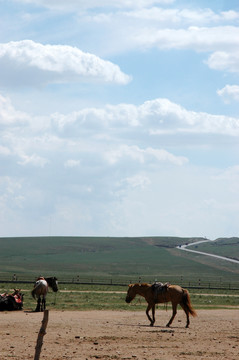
[0,236,238,285]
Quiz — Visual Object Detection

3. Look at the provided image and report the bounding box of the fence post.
[34,310,49,360]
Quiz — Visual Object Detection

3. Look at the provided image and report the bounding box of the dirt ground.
[0,309,238,360]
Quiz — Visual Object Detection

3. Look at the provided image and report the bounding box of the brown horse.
[125,283,196,328]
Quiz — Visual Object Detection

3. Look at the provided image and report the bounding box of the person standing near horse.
[31,276,58,312]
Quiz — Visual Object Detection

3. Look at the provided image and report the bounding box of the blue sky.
[0,0,239,239]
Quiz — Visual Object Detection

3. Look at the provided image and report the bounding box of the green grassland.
[0,236,239,287]
[0,283,238,312]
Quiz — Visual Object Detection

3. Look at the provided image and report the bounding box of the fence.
[0,274,239,291]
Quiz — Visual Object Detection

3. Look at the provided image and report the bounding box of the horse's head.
[46,277,58,292]
[125,284,138,303]
[12,288,21,296]
[12,289,24,303]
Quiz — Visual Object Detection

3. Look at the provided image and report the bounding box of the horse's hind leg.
[166,303,177,327]
[35,298,41,312]
[42,298,46,311]
[180,302,190,328]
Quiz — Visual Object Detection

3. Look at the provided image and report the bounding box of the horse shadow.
[24,310,36,313]
[116,322,182,330]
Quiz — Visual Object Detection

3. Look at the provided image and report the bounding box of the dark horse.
[125,283,197,328]
[0,289,24,311]
[31,277,58,312]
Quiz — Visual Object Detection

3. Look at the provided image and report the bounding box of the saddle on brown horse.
[151,282,170,302]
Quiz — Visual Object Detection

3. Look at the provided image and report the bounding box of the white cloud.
[124,8,239,25]
[0,40,131,88]
[104,145,188,166]
[49,98,239,138]
[2,95,239,155]
[0,94,29,125]
[124,174,151,189]
[217,85,239,102]
[0,92,238,237]
[1,1,239,239]
[111,165,239,238]
[141,98,239,136]
[0,176,24,212]
[207,51,239,73]
[13,0,175,11]
[18,153,49,167]
[84,9,239,73]
[132,26,239,52]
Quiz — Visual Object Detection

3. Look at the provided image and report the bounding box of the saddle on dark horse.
[0,291,24,311]
[151,282,170,302]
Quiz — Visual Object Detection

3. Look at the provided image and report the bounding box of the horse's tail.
[31,288,36,300]
[182,288,197,317]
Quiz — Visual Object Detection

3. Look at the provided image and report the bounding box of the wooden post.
[34,310,49,360]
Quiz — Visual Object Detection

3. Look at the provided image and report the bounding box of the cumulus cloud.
[1,94,238,185]
[13,0,175,10]
[124,174,151,189]
[104,145,188,166]
[18,153,49,167]
[124,8,239,26]
[3,94,239,141]
[0,94,29,125]
[132,26,239,52]
[49,97,239,139]
[1,93,239,237]
[217,85,239,102]
[82,7,239,72]
[207,51,239,73]
[0,40,131,88]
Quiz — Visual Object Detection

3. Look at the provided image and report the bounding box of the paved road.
[176,239,239,264]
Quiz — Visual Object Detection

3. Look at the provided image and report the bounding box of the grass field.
[0,236,239,286]
[1,283,238,312]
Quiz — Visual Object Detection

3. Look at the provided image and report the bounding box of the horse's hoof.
[150,323,154,327]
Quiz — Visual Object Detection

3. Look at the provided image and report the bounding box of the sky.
[0,0,239,239]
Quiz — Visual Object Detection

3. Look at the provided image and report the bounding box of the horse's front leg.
[166,303,177,327]
[146,303,155,326]
[152,304,156,325]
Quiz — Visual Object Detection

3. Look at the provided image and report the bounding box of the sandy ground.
[0,309,239,360]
